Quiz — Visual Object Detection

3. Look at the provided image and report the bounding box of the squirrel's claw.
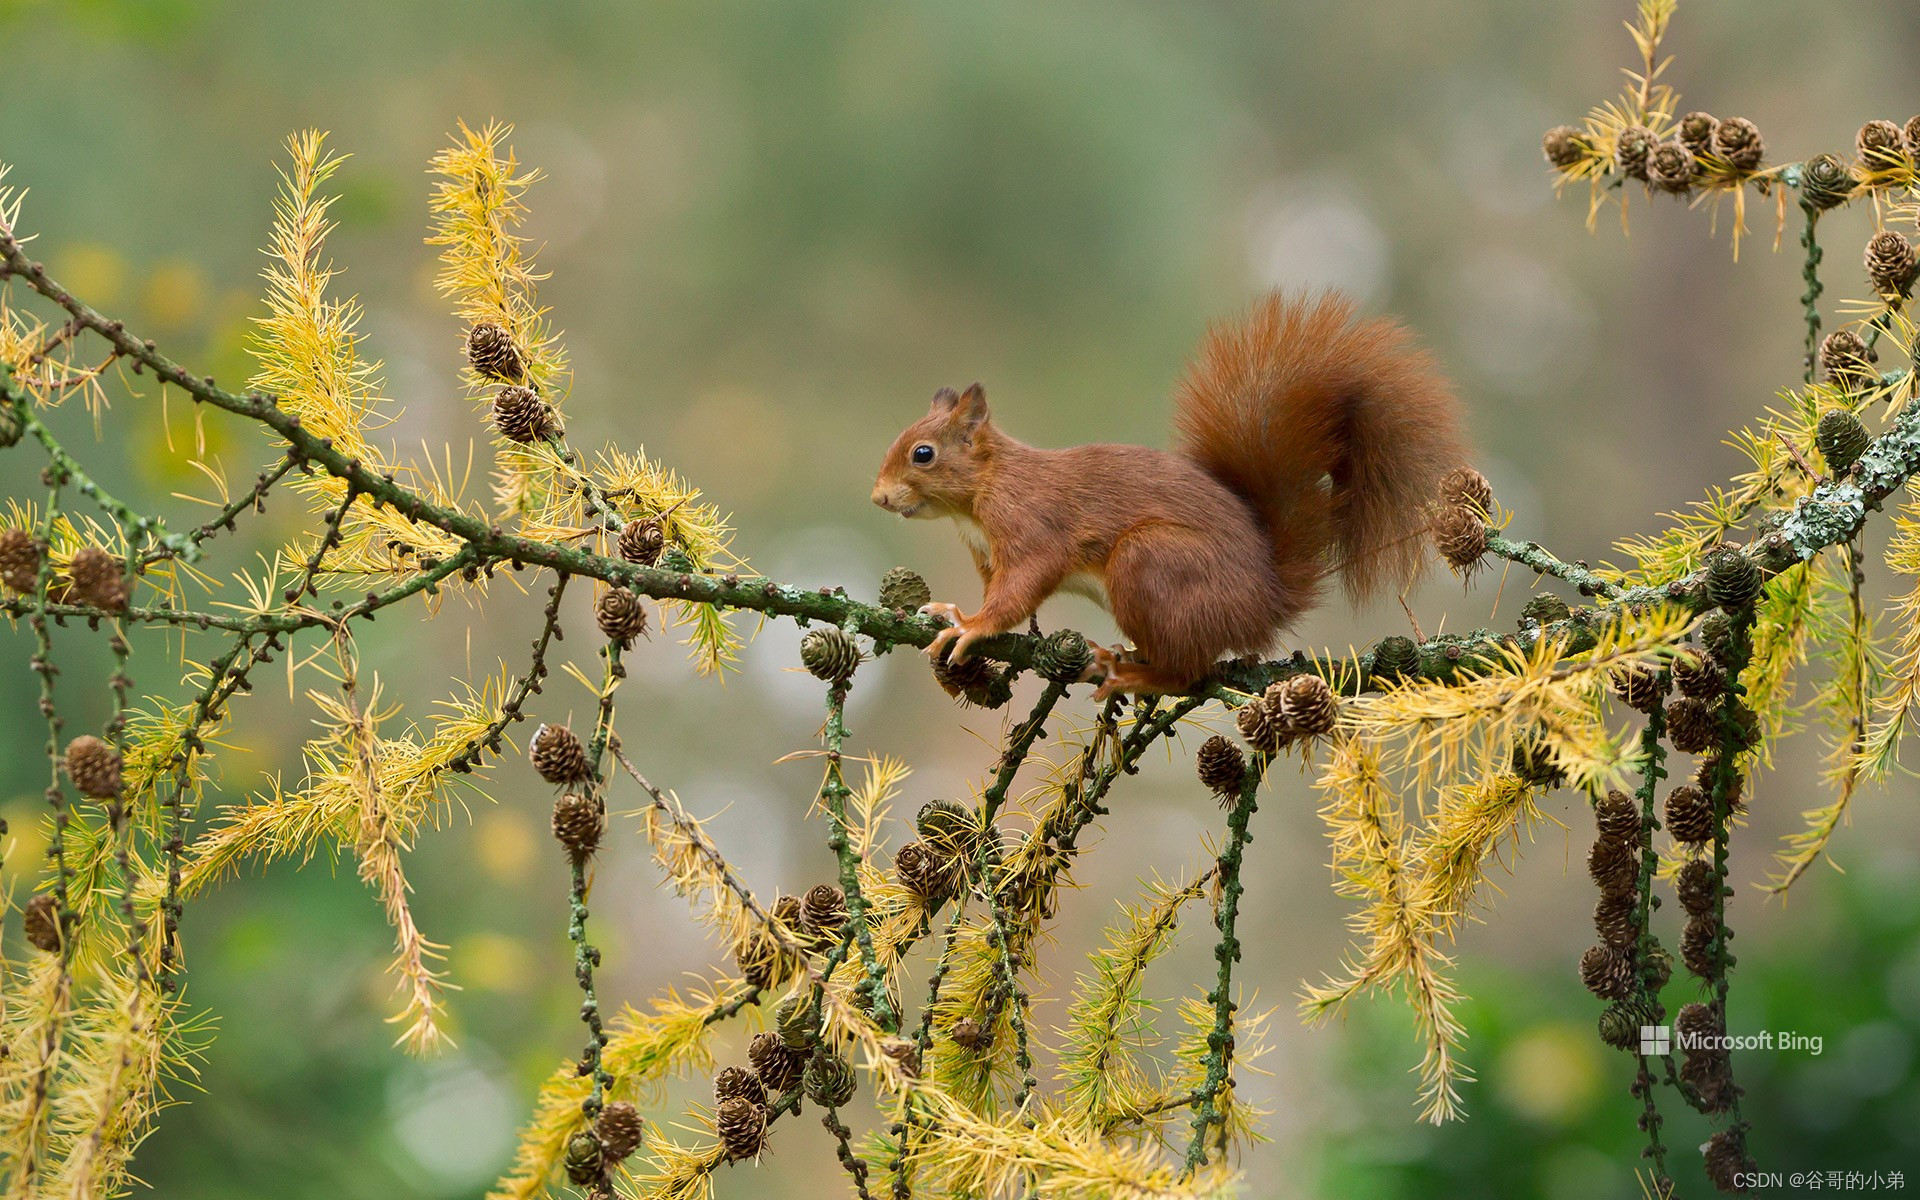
[921,602,969,661]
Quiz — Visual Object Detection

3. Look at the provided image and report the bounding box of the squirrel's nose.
[871,488,893,511]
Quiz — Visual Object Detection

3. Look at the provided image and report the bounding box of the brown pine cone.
[1677,112,1717,154]
[1681,916,1720,978]
[1907,116,1920,161]
[23,892,59,952]
[734,931,781,990]
[467,322,524,382]
[66,546,128,613]
[881,1036,922,1080]
[715,1064,767,1108]
[1542,125,1587,169]
[1695,760,1745,813]
[877,566,932,612]
[949,1015,992,1052]
[64,735,123,798]
[1436,467,1494,514]
[1195,734,1246,800]
[1234,691,1288,756]
[492,385,559,443]
[1579,944,1635,1001]
[1674,1000,1721,1047]
[915,799,977,869]
[1675,858,1718,917]
[1647,141,1698,193]
[617,517,665,566]
[1664,785,1714,845]
[1858,118,1908,167]
[749,1030,805,1093]
[594,1101,645,1162]
[1710,117,1765,171]
[0,528,42,593]
[1610,664,1667,712]
[1672,650,1724,700]
[1801,153,1855,211]
[1279,674,1339,737]
[801,883,847,944]
[530,723,591,785]
[1431,504,1487,572]
[1594,892,1640,949]
[771,893,805,937]
[930,648,1009,708]
[1866,229,1918,296]
[1703,1129,1754,1192]
[1587,837,1638,897]
[716,1096,767,1161]
[594,587,649,647]
[893,840,951,900]
[1666,697,1718,755]
[1615,124,1657,180]
[1820,328,1879,390]
[1594,790,1640,844]
[550,793,604,858]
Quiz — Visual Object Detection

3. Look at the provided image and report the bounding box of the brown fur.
[872,292,1467,695]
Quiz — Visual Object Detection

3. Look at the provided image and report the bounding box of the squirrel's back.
[1172,292,1465,620]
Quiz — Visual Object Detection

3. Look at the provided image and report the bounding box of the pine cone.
[749,1030,805,1093]
[881,1036,922,1080]
[1437,467,1494,514]
[66,546,127,613]
[1703,1128,1754,1191]
[594,1101,645,1162]
[23,892,59,953]
[0,528,42,593]
[1594,892,1640,949]
[1672,650,1724,700]
[530,723,591,785]
[715,1064,766,1108]
[803,1051,857,1108]
[775,994,818,1051]
[894,840,951,900]
[1674,1000,1720,1047]
[1667,697,1718,754]
[1704,547,1761,610]
[1615,124,1657,180]
[1648,141,1698,193]
[1195,735,1246,800]
[617,517,665,566]
[1587,837,1638,897]
[1677,112,1717,154]
[1858,118,1908,167]
[1710,117,1765,171]
[949,1015,992,1052]
[799,626,861,682]
[467,322,525,382]
[1699,612,1736,665]
[1676,859,1718,917]
[716,1096,767,1161]
[1542,125,1586,169]
[492,385,558,443]
[1594,789,1640,844]
[63,735,123,798]
[771,894,805,937]
[1278,674,1339,737]
[551,793,604,858]
[595,587,649,647]
[1664,785,1714,845]
[801,883,847,944]
[1906,116,1920,161]
[1579,944,1635,1001]
[1820,328,1879,390]
[734,931,781,990]
[1866,229,1918,295]
[869,568,930,614]
[1816,409,1872,475]
[1511,734,1566,789]
[1235,688,1289,755]
[1697,759,1744,812]
[1431,504,1487,571]
[916,799,977,865]
[930,649,1011,708]
[1646,941,1674,992]
[1610,663,1667,712]
[563,1130,604,1186]
[1033,629,1094,682]
[1521,593,1572,627]
[1801,152,1855,210]
[1681,915,1720,978]
[1598,999,1657,1051]
[658,546,695,574]
[1371,635,1419,682]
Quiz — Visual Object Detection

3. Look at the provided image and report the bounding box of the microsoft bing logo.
[1640,1025,1671,1056]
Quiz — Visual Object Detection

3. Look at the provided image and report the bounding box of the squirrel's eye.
[911,443,936,466]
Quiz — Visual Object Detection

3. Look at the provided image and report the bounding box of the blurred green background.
[2,0,1918,1197]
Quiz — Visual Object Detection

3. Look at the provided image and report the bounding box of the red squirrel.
[871,291,1468,699]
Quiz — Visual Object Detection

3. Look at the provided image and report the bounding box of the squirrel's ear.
[928,387,961,417]
[954,382,990,431]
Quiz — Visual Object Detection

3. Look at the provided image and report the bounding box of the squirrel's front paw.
[921,602,969,660]
[918,601,965,627]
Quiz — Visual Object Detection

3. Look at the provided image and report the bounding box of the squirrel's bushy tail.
[1173,291,1466,611]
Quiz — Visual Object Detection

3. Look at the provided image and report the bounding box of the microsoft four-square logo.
[1640,1025,1671,1056]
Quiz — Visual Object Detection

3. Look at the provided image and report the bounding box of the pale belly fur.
[949,515,1110,611]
